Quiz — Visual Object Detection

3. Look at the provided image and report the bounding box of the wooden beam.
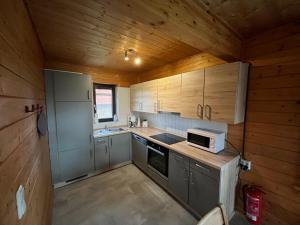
[94,0,242,61]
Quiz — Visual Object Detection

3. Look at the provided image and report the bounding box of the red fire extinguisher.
[245,185,264,225]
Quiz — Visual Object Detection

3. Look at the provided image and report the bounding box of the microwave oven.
[187,128,225,153]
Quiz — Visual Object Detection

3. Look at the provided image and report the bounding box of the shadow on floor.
[230,213,251,225]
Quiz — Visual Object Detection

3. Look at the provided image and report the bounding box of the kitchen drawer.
[190,159,220,180]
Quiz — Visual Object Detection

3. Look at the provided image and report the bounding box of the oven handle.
[147,146,165,156]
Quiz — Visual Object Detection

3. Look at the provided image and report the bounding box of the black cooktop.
[150,133,186,145]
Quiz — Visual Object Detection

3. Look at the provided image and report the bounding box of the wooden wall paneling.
[0,1,52,225]
[237,23,300,225]
[0,0,44,62]
[45,60,138,87]
[138,53,225,82]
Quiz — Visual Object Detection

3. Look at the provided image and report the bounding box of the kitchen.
[1,1,299,225]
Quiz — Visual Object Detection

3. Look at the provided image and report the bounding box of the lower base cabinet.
[94,132,131,170]
[188,160,220,216]
[110,133,131,167]
[168,151,223,218]
[168,151,189,203]
[59,147,94,181]
[94,137,109,171]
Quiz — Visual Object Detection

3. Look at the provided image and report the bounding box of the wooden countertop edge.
[129,127,240,170]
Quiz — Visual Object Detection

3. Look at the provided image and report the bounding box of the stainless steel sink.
[94,127,125,136]
[108,127,124,132]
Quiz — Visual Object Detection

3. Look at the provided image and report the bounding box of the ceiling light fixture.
[124,49,142,66]
[124,50,129,61]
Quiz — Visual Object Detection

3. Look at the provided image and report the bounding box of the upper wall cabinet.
[54,71,92,101]
[130,83,143,111]
[203,62,249,124]
[157,74,182,113]
[180,69,205,119]
[142,80,158,113]
[130,80,158,113]
[130,62,248,124]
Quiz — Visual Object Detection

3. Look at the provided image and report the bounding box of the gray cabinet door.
[189,160,220,216]
[55,101,94,180]
[56,102,93,151]
[94,137,109,171]
[168,151,189,203]
[54,71,92,102]
[59,148,93,181]
[110,133,131,167]
[132,134,148,171]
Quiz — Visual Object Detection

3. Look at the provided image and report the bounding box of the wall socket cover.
[240,159,252,171]
[16,185,26,220]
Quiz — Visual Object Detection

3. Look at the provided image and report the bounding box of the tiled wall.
[133,112,227,137]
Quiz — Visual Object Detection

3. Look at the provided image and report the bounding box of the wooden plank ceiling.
[197,0,300,38]
[26,0,201,72]
[26,0,300,72]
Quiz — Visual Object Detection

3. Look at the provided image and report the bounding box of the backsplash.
[133,112,228,137]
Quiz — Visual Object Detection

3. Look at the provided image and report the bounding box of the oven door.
[147,145,168,179]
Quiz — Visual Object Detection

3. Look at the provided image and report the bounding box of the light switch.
[16,185,26,220]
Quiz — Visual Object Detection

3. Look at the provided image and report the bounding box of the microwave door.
[188,133,210,148]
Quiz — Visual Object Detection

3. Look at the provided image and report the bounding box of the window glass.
[94,84,115,122]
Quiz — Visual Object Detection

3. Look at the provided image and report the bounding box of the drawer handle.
[175,155,183,160]
[195,163,210,172]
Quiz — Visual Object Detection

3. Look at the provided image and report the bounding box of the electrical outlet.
[16,185,26,220]
[240,159,251,171]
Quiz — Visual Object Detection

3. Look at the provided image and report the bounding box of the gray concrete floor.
[53,164,249,225]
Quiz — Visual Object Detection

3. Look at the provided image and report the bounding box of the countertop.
[129,127,240,170]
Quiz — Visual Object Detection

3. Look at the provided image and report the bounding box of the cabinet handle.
[105,145,108,154]
[90,149,93,159]
[205,105,212,120]
[90,134,93,143]
[110,138,112,147]
[87,90,90,100]
[175,154,183,160]
[195,163,210,172]
[184,168,189,181]
[197,104,203,118]
[190,172,194,185]
[200,105,203,119]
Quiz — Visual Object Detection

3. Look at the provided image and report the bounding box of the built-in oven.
[147,141,169,179]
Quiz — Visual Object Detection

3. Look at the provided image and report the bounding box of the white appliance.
[136,117,141,127]
[187,128,225,153]
[142,120,148,127]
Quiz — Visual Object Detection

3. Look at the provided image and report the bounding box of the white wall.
[93,87,130,129]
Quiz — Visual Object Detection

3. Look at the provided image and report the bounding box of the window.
[93,83,116,122]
